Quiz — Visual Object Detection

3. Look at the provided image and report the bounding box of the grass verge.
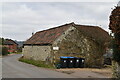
[15,52,22,54]
[19,57,55,69]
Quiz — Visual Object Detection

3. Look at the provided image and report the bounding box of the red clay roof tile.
[24,23,74,45]
[24,22,110,45]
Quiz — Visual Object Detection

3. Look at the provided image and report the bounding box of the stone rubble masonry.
[52,26,105,67]
[23,46,51,61]
[23,24,109,68]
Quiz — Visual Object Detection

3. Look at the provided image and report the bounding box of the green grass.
[15,52,22,54]
[19,57,55,69]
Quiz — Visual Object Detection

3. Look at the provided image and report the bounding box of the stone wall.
[23,26,106,67]
[23,46,51,61]
[52,26,105,67]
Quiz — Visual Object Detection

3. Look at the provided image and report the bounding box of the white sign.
[53,47,59,50]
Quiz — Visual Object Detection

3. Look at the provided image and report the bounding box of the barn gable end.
[23,22,110,67]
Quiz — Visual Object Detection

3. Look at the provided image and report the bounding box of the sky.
[1,0,120,41]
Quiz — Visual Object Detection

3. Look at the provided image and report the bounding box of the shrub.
[0,46,2,56]
[17,47,22,52]
[2,47,9,55]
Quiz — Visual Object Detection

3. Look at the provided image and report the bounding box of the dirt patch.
[91,68,112,77]
[55,68,112,78]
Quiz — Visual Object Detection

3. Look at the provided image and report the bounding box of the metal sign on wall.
[53,47,59,50]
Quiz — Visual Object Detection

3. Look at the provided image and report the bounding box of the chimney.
[32,32,34,36]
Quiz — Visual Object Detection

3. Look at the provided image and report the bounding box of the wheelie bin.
[60,56,68,68]
[68,57,75,68]
[75,57,85,68]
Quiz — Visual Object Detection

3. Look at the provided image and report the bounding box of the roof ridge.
[75,24,108,33]
[36,22,75,33]
[75,24,98,27]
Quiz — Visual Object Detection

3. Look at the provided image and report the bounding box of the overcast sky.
[1,0,119,41]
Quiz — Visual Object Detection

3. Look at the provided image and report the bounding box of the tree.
[109,5,120,78]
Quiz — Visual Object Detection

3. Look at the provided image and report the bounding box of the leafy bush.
[0,47,2,56]
[17,47,22,52]
[2,47,9,55]
[112,33,120,63]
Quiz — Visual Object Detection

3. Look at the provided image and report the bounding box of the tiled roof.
[24,23,74,45]
[24,23,110,45]
[75,25,110,44]
[4,39,18,45]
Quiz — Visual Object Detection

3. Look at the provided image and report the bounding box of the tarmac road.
[0,57,2,79]
[2,54,75,78]
[2,54,108,78]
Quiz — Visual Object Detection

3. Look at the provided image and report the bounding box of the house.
[23,22,110,67]
[3,39,18,53]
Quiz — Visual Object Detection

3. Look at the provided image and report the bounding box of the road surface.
[0,57,2,79]
[2,54,108,78]
[2,54,75,78]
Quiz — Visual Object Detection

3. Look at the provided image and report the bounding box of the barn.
[23,22,110,67]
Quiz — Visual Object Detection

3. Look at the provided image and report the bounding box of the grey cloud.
[2,2,118,41]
